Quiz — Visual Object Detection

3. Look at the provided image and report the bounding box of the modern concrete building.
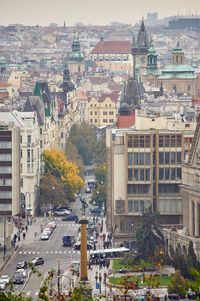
[106,124,184,243]
[0,112,21,248]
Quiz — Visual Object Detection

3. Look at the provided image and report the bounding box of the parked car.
[17,261,28,269]
[47,221,56,229]
[62,214,79,222]
[54,209,71,216]
[85,187,91,193]
[0,275,10,285]
[41,232,50,240]
[62,235,75,247]
[13,271,24,284]
[31,257,44,266]
[90,207,102,215]
[0,278,6,290]
[56,206,72,212]
[17,269,26,278]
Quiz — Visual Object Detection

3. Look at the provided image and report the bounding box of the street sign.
[96,283,100,289]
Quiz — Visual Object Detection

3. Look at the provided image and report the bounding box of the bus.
[88,247,129,263]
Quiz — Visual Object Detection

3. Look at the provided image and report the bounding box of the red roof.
[98,92,120,103]
[117,112,135,128]
[91,41,132,54]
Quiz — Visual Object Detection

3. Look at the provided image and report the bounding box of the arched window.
[176,56,179,63]
[188,85,191,92]
[173,85,177,93]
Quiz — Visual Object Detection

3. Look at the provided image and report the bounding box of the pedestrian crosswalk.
[18,250,80,255]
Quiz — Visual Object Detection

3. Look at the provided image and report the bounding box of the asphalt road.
[3,191,93,300]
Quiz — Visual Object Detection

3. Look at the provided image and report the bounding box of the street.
[2,193,94,300]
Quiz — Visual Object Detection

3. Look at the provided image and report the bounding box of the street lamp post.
[99,273,102,294]
[104,272,108,297]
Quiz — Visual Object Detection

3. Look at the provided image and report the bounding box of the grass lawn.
[109,275,172,287]
[112,259,155,271]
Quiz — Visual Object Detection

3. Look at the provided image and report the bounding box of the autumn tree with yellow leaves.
[42,149,84,202]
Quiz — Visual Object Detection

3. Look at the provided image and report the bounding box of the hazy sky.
[0,0,199,26]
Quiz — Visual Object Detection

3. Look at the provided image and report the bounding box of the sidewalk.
[0,217,46,274]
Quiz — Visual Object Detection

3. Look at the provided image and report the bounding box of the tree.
[168,270,189,297]
[136,206,165,261]
[94,135,106,165]
[92,184,106,208]
[94,164,107,184]
[43,149,84,200]
[65,140,84,178]
[68,124,96,165]
[39,171,66,212]
[187,241,200,270]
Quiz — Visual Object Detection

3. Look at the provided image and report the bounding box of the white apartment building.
[13,110,41,216]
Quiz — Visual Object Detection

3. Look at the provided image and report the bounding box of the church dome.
[148,44,157,55]
[69,51,84,62]
[173,42,183,54]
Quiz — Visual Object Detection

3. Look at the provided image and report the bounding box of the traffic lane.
[22,254,80,299]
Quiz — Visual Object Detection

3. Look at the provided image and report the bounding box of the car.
[16,261,28,269]
[31,257,44,266]
[54,209,71,216]
[17,269,26,278]
[42,228,52,235]
[90,207,102,215]
[13,271,24,284]
[73,242,92,250]
[0,275,10,285]
[56,206,72,212]
[0,279,6,290]
[47,222,56,229]
[62,235,75,247]
[62,214,79,222]
[41,233,50,240]
[85,187,91,193]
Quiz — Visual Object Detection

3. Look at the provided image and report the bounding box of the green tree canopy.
[136,206,165,261]
[168,270,189,296]
[39,171,66,211]
[94,164,107,184]
[65,140,84,178]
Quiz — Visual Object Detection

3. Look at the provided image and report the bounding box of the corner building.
[106,128,183,242]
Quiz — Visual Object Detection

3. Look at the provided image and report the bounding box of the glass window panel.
[133,136,139,147]
[0,166,12,173]
[171,168,176,180]
[139,153,144,165]
[140,200,144,212]
[159,152,164,164]
[165,152,170,164]
[171,135,176,147]
[134,153,139,165]
[165,168,170,180]
[140,168,144,180]
[177,152,181,164]
[0,142,11,148]
[177,168,182,179]
[134,169,139,180]
[139,136,145,147]
[134,200,139,212]
[146,169,150,181]
[128,169,132,181]
[159,136,164,147]
[159,168,164,180]
[128,200,133,212]
[177,135,182,147]
[0,154,11,161]
[145,153,150,165]
[171,152,176,164]
[128,153,133,165]
[145,136,150,147]
[165,135,170,147]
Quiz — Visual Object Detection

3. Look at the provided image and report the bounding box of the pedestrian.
[103,241,106,249]
[103,233,106,241]
[23,232,26,240]
[25,225,28,232]
[34,231,37,240]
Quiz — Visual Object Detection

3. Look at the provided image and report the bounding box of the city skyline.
[0,0,200,26]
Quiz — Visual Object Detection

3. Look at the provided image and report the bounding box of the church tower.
[132,19,150,76]
[147,39,158,74]
[172,42,185,64]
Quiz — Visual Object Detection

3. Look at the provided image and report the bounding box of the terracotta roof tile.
[91,41,132,54]
[98,92,120,103]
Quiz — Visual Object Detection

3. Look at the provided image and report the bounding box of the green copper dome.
[69,32,84,62]
[173,42,183,53]
[69,51,84,62]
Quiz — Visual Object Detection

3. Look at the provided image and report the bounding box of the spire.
[60,65,75,104]
[100,33,104,42]
[64,20,66,28]
[136,19,149,49]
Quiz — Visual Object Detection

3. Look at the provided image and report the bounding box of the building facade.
[0,113,21,248]
[106,127,183,242]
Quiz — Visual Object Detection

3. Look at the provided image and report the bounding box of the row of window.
[90,111,114,115]
[158,184,180,194]
[0,179,12,186]
[128,135,151,148]
[0,166,12,173]
[90,119,114,123]
[159,152,181,164]
[0,191,12,198]
[127,184,150,194]
[0,142,11,148]
[128,152,150,166]
[0,154,12,161]
[159,199,182,214]
[159,135,182,147]
[90,104,112,107]
[0,204,12,211]
[128,200,150,213]
[159,168,182,180]
[128,168,151,181]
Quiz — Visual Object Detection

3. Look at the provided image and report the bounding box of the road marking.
[21,270,32,292]
[28,251,31,254]
[50,251,53,254]
[64,251,67,254]
[46,251,49,254]
[35,292,39,296]
[59,251,62,254]
[37,251,40,254]
[55,251,58,254]
[32,251,35,254]
[26,292,31,296]
[24,251,27,254]
[19,251,22,254]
